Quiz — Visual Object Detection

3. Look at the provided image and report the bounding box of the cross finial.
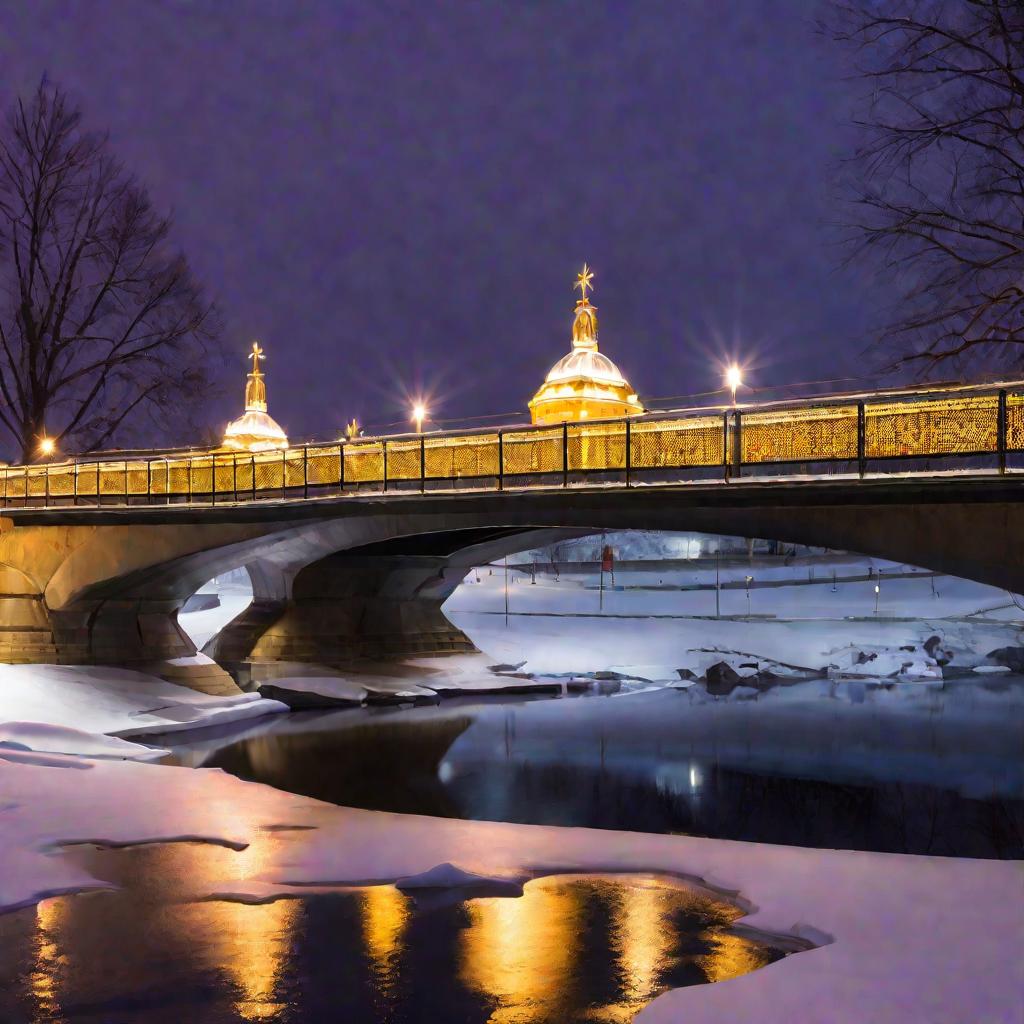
[249,341,265,375]
[575,263,594,305]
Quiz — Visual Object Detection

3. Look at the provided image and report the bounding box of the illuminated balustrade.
[3,384,1023,506]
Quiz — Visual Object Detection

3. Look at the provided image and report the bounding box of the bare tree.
[831,1,1024,372]
[0,80,222,463]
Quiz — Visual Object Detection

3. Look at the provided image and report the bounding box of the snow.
[0,661,287,772]
[395,861,523,891]
[0,722,168,761]
[0,755,1019,1023]
[178,580,252,650]
[445,561,1024,679]
[0,748,96,769]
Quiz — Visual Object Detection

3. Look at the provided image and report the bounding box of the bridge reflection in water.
[5,382,1024,506]
[0,843,785,1024]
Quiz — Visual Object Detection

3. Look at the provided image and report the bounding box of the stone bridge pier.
[207,528,575,684]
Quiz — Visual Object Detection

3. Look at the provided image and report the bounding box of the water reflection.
[171,680,1024,858]
[31,899,63,1023]
[0,845,786,1024]
[360,884,410,1012]
[459,879,581,1023]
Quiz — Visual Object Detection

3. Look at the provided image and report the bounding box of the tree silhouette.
[0,80,222,462]
[832,1,1024,372]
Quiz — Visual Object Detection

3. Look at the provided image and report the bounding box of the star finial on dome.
[575,263,594,305]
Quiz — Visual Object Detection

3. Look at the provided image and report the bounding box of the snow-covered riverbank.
[1,751,1020,1023]
[444,557,1024,682]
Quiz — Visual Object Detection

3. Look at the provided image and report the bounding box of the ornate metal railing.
[3,382,1024,508]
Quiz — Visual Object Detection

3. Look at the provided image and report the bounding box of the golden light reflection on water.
[13,852,786,1024]
[459,876,583,1024]
[31,898,64,1024]
[609,877,681,1019]
[214,899,299,1021]
[699,927,776,983]
[360,884,411,1002]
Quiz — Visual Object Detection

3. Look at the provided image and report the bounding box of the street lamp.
[37,436,56,459]
[725,364,742,406]
[412,403,427,433]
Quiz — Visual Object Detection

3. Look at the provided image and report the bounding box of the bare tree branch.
[0,80,224,462]
[828,0,1024,374]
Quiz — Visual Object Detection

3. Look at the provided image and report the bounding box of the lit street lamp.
[412,403,427,433]
[726,364,742,406]
[37,436,56,459]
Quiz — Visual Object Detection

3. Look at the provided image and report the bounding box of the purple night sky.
[2,1,886,443]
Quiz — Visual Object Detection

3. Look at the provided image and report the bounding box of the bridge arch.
[1,477,1021,689]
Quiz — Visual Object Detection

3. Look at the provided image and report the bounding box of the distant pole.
[874,573,881,615]
[715,548,721,618]
[745,575,753,618]
[504,555,510,627]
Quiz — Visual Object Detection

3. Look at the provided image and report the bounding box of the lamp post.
[726,364,742,406]
[412,403,426,434]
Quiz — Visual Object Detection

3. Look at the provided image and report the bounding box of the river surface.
[169,678,1024,859]
[0,843,786,1023]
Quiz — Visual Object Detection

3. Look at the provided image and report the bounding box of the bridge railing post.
[232,453,238,503]
[339,442,345,493]
[563,421,569,488]
[625,417,631,487]
[303,444,309,499]
[498,431,504,491]
[251,454,256,501]
[420,432,426,493]
[722,411,730,481]
[998,388,1008,474]
[124,459,129,507]
[857,401,866,478]
[732,409,742,479]
[383,440,388,492]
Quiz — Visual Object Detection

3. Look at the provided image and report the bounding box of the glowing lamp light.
[412,403,427,432]
[725,364,743,404]
[38,436,56,458]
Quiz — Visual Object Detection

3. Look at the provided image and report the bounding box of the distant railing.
[3,381,1024,508]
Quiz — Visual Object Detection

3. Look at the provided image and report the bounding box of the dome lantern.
[528,264,645,425]
[222,342,289,452]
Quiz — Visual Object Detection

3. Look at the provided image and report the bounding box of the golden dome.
[528,264,645,425]
[223,342,289,452]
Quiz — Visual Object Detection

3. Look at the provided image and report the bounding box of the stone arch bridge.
[2,475,1022,694]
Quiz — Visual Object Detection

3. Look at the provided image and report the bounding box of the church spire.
[244,341,268,413]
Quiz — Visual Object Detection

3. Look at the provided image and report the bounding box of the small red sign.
[601,544,614,572]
